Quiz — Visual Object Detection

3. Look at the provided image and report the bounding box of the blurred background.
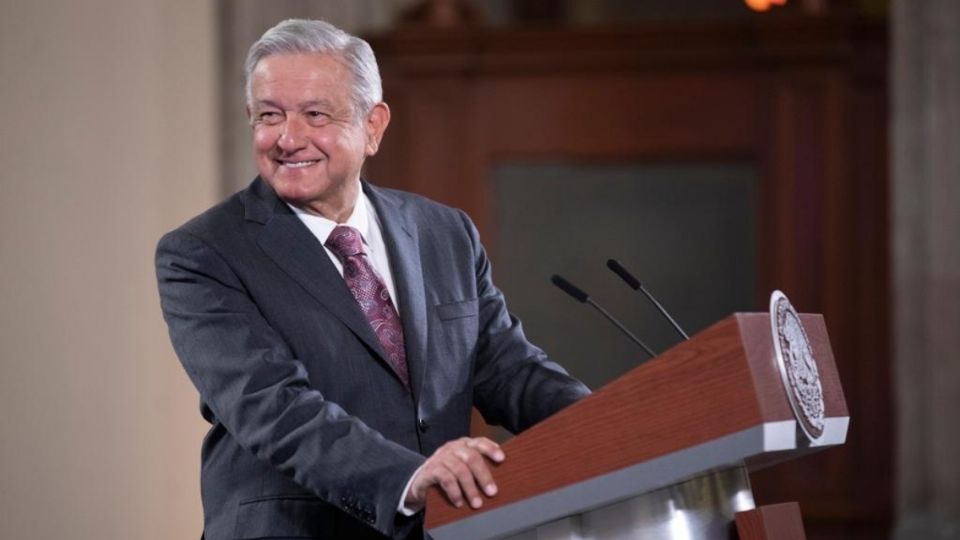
[1,0,957,538]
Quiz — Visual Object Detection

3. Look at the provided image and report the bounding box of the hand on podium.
[405,437,505,511]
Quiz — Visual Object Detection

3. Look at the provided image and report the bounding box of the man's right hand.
[404,437,505,511]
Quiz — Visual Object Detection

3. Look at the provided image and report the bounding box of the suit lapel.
[245,179,391,366]
[365,182,429,403]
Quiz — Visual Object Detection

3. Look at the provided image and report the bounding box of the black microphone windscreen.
[550,274,590,303]
[606,259,641,290]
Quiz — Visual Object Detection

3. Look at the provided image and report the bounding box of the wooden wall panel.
[478,73,756,157]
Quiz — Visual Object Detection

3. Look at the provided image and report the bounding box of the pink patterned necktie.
[325,225,409,387]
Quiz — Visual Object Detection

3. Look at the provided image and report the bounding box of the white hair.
[244,19,383,118]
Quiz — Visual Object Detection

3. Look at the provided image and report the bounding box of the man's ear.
[364,102,391,156]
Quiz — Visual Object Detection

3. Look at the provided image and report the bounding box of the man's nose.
[276,117,307,153]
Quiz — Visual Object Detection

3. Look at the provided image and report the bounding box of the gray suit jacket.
[156,178,589,539]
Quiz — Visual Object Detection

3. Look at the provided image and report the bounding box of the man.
[156,19,589,540]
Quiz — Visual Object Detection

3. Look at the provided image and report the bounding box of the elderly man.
[156,19,589,540]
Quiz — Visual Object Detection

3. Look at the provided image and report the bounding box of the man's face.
[247,53,388,217]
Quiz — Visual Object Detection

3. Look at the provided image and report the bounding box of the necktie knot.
[325,225,364,259]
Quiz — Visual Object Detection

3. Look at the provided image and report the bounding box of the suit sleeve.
[457,212,591,434]
[156,230,423,536]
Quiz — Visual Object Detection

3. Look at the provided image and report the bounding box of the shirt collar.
[287,191,373,247]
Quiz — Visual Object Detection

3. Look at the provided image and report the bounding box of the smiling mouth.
[278,159,321,169]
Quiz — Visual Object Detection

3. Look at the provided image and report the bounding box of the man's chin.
[268,179,341,209]
[261,173,359,210]
[264,175,325,198]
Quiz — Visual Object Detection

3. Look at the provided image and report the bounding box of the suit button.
[418,418,428,432]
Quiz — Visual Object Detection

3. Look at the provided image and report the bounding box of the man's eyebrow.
[252,99,338,110]
[300,99,337,109]
[251,99,282,109]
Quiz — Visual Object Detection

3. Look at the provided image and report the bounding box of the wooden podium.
[425,312,849,539]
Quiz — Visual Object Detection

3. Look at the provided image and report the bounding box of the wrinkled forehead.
[249,53,356,105]
[252,52,351,84]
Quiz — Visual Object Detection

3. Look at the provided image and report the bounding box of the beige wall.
[0,1,217,538]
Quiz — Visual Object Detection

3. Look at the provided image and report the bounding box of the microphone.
[606,259,689,340]
[550,274,657,358]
